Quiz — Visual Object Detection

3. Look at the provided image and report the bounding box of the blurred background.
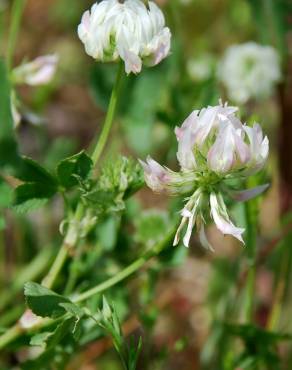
[0,0,292,369]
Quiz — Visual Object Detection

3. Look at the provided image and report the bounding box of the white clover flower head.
[140,101,269,250]
[78,0,171,74]
[12,55,59,86]
[218,42,281,103]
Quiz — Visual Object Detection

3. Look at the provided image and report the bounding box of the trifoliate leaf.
[24,282,70,318]
[12,157,58,213]
[57,150,93,189]
[13,198,49,214]
[13,182,57,212]
[16,156,57,185]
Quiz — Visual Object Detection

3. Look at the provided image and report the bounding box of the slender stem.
[91,62,124,166]
[41,63,124,290]
[41,242,69,289]
[0,324,23,349]
[74,227,175,303]
[243,178,259,323]
[64,240,85,295]
[74,254,149,303]
[267,246,290,330]
[244,258,256,323]
[7,0,26,71]
[0,226,176,350]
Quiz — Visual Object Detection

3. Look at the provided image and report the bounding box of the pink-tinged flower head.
[141,101,269,250]
[12,55,58,86]
[78,0,171,74]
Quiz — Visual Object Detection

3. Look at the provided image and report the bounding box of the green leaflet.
[56,150,93,189]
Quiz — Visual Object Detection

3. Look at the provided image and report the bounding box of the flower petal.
[199,222,215,252]
[210,193,245,244]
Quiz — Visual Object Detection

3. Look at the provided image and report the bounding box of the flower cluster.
[78,0,171,74]
[218,42,281,103]
[140,102,269,249]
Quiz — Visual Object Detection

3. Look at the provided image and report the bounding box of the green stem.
[0,324,23,349]
[41,242,70,289]
[267,246,290,330]
[41,63,124,290]
[243,179,259,323]
[74,227,175,303]
[244,257,256,323]
[75,254,150,303]
[91,62,124,166]
[7,0,26,71]
[64,240,84,295]
[0,226,176,350]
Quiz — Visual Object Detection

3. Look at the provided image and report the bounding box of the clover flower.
[12,55,58,86]
[140,101,269,249]
[78,0,171,74]
[218,42,281,104]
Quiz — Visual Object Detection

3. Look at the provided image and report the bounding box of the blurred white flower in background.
[218,42,281,104]
[141,101,269,249]
[187,53,215,82]
[78,0,171,74]
[12,55,59,86]
[10,55,58,127]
